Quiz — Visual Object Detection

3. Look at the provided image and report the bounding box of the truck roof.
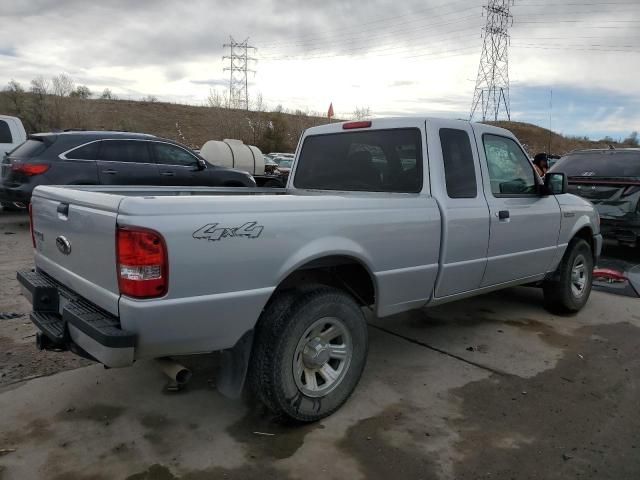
[304,117,514,137]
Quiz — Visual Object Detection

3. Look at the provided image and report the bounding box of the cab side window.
[440,128,477,198]
[483,134,537,196]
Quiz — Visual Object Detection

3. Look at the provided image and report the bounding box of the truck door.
[427,120,490,298]
[474,128,561,286]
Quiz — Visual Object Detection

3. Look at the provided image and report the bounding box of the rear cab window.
[294,128,423,193]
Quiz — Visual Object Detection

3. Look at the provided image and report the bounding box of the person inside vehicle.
[533,153,549,177]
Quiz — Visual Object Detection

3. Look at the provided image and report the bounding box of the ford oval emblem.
[56,236,72,255]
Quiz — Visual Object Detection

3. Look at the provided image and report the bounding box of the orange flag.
[327,102,334,119]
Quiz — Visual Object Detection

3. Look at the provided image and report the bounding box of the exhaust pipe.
[156,357,192,391]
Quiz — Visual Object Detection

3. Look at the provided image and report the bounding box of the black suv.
[550,148,640,247]
[0,131,255,207]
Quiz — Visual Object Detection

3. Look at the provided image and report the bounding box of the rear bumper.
[17,269,135,368]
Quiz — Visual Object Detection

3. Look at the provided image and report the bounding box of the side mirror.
[197,159,206,170]
[543,172,568,195]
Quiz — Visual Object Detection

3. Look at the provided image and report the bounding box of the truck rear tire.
[248,286,368,422]
[543,238,593,313]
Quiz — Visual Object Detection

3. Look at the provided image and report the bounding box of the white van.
[0,115,27,155]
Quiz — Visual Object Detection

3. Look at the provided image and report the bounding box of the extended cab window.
[152,142,198,167]
[440,128,477,198]
[66,142,99,160]
[294,128,422,193]
[483,134,537,196]
[99,140,150,163]
[0,120,12,144]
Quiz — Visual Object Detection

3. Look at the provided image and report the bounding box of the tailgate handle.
[57,203,69,218]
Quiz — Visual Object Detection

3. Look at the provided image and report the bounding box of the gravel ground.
[0,210,90,387]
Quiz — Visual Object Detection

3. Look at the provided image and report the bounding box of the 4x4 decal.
[193,222,264,242]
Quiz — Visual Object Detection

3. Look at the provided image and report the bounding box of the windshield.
[551,150,640,177]
[278,160,293,168]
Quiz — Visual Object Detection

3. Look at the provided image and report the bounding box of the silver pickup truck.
[18,117,601,422]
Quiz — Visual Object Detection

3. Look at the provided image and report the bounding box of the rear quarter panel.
[116,193,441,358]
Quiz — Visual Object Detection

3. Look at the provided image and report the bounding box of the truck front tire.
[543,238,593,313]
[249,286,368,422]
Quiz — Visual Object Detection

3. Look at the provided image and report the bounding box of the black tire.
[248,285,368,422]
[543,238,593,313]
[1,201,26,212]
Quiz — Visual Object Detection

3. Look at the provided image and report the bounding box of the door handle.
[497,210,510,220]
[102,169,117,174]
[160,172,175,176]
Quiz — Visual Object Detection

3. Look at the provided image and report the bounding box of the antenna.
[470,0,514,121]
[548,88,553,154]
[223,36,257,110]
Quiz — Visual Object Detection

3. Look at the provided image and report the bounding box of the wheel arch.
[271,254,377,309]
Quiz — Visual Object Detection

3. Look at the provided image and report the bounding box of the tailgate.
[31,187,122,315]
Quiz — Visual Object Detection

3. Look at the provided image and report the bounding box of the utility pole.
[470,0,514,122]
[222,36,257,110]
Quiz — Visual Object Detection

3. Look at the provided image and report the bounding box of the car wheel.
[0,201,26,212]
[249,285,368,422]
[543,238,593,313]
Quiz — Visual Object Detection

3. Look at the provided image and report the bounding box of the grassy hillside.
[0,92,631,155]
[488,121,632,156]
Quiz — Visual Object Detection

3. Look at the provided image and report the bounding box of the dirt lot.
[1,210,639,479]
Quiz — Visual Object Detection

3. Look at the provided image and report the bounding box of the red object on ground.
[593,268,627,283]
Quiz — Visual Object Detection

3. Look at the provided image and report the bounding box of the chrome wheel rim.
[571,255,588,298]
[293,317,353,398]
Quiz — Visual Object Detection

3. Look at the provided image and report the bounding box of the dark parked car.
[0,131,255,207]
[550,148,640,247]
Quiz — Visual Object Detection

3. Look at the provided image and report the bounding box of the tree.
[352,106,371,120]
[51,73,75,97]
[100,88,116,100]
[207,88,229,108]
[624,131,639,147]
[70,85,92,99]
[4,80,25,115]
[28,76,50,132]
[142,95,158,103]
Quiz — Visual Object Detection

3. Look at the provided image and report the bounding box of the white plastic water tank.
[199,139,265,176]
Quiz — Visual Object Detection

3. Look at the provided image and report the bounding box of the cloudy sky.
[1,0,638,139]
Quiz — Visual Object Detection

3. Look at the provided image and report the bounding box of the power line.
[260,14,481,55]
[470,0,514,122]
[258,0,484,48]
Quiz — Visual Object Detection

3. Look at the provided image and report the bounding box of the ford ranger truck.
[18,118,602,422]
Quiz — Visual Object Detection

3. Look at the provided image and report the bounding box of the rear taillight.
[29,203,35,248]
[11,162,50,176]
[116,226,168,299]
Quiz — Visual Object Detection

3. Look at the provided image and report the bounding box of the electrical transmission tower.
[222,37,257,110]
[470,0,514,121]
